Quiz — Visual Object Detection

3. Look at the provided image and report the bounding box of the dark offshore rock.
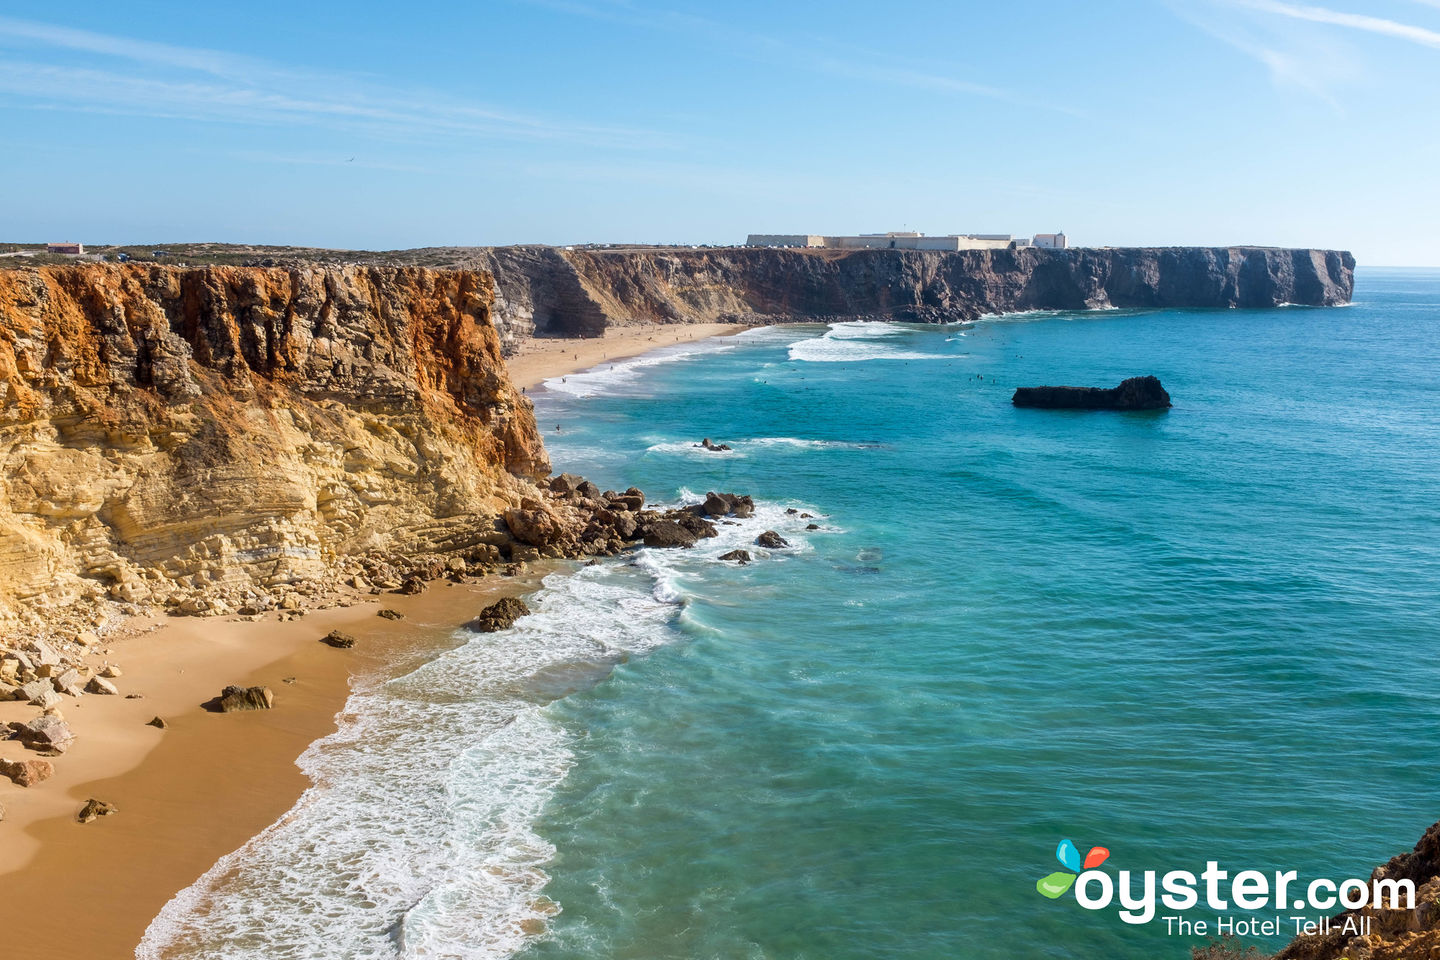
[719,549,752,564]
[756,531,789,549]
[1012,376,1172,411]
[469,596,531,633]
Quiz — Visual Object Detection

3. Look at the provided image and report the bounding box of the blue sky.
[1,1,1437,264]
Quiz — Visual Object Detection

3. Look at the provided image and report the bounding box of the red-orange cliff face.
[0,264,547,631]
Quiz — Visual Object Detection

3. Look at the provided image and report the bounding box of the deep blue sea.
[141,269,1440,960]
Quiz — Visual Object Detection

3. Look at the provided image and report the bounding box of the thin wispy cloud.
[515,0,1078,114]
[0,15,671,149]
[1238,0,1440,49]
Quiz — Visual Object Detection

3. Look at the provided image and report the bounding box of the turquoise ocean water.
[141,269,1440,960]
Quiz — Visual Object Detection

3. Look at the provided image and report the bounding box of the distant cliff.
[0,264,547,632]
[477,245,1355,347]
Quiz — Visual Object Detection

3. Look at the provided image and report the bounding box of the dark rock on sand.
[204,684,274,712]
[469,596,531,633]
[147,716,167,729]
[719,549,752,564]
[377,608,404,620]
[9,715,75,753]
[321,630,358,649]
[0,757,54,787]
[77,799,117,824]
[756,531,789,549]
[1012,375,1172,411]
[397,576,426,596]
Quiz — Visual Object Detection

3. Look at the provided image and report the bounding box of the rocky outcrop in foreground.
[1275,820,1440,960]
[1012,376,1173,410]
[469,246,1355,344]
[0,263,548,639]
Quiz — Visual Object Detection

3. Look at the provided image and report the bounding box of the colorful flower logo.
[1036,838,1110,899]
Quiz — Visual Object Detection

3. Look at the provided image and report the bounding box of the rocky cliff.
[1275,820,1440,960]
[480,245,1355,344]
[0,263,547,634]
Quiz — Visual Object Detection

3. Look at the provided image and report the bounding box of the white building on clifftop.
[1033,232,1067,249]
[746,231,1033,251]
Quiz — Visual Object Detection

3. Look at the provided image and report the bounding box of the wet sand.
[0,574,551,960]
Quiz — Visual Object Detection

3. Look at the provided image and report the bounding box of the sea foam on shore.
[137,500,817,960]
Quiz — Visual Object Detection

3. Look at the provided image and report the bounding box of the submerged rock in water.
[1011,375,1172,410]
[469,596,531,633]
[719,549,752,564]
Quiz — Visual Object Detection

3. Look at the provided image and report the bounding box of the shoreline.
[0,572,554,958]
[0,322,750,959]
[504,321,749,389]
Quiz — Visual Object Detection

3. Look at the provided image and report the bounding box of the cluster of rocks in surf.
[501,474,763,556]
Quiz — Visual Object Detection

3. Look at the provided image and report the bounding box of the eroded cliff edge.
[479,245,1355,346]
[0,264,548,634]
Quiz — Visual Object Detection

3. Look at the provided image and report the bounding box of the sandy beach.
[504,322,748,389]
[0,573,553,959]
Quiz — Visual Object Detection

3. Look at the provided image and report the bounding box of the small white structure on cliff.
[46,242,84,255]
[746,232,1033,251]
[1033,232,1067,249]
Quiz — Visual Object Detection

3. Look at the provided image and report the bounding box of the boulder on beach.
[1011,375,1172,410]
[468,596,531,633]
[147,716,167,729]
[77,798,117,824]
[204,684,274,713]
[0,756,54,787]
[377,608,405,620]
[9,715,76,753]
[85,676,118,695]
[321,630,358,649]
[756,530,789,549]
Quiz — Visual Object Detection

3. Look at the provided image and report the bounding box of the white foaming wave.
[642,436,871,458]
[138,565,677,960]
[643,440,741,458]
[139,493,829,960]
[787,320,949,363]
[540,338,738,398]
